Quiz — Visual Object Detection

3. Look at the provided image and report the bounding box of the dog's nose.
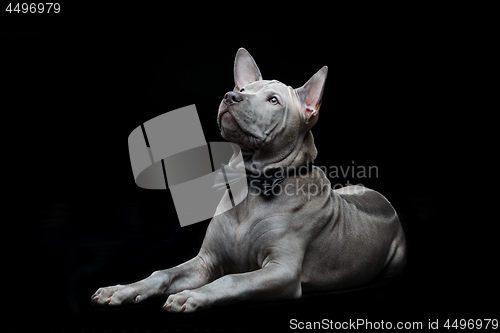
[223,91,243,105]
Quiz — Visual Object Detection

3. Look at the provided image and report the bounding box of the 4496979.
[5,3,60,13]
[444,319,498,330]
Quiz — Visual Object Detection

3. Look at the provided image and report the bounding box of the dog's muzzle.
[223,91,243,106]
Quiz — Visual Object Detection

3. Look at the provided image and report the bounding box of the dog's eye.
[269,97,279,105]
[240,88,245,92]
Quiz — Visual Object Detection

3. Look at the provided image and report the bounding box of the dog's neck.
[240,131,317,176]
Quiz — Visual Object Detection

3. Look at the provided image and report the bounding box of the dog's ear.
[297,66,328,130]
[234,48,262,90]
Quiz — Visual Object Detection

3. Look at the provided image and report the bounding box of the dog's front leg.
[164,238,303,314]
[91,251,217,306]
[164,262,302,313]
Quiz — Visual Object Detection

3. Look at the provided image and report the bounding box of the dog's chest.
[213,207,274,274]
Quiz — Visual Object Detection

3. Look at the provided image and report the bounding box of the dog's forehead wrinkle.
[245,81,268,92]
[265,80,288,90]
[264,85,286,93]
[245,80,289,95]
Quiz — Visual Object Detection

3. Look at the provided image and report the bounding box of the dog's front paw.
[92,284,147,306]
[162,289,211,313]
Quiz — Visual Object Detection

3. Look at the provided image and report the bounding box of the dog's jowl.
[92,48,406,313]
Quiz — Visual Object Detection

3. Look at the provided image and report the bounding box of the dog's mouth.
[219,108,232,121]
[218,105,264,146]
[218,105,236,128]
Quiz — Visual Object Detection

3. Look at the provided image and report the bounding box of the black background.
[2,4,495,332]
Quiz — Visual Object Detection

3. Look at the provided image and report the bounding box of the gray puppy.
[92,48,406,313]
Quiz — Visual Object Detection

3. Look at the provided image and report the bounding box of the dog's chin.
[219,116,262,150]
[220,118,244,145]
[219,110,240,132]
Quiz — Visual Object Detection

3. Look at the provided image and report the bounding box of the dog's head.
[218,48,327,169]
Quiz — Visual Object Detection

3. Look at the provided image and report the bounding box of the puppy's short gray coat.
[92,48,406,313]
